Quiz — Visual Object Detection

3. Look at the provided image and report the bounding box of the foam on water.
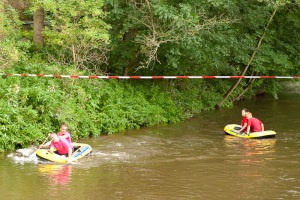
[8,147,39,164]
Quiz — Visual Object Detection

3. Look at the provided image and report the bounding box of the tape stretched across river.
[1,73,300,79]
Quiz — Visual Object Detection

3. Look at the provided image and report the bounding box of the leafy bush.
[0,64,221,151]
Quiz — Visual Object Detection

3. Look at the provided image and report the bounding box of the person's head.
[50,133,59,142]
[60,124,68,134]
[242,108,249,116]
[245,112,252,119]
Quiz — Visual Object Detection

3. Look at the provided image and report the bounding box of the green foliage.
[105,0,235,74]
[33,0,111,72]
[0,77,45,151]
[1,0,300,151]
[0,4,31,69]
[1,63,215,151]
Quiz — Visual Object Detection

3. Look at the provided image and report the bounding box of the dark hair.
[242,108,249,112]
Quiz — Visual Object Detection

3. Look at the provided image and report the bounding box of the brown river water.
[1,84,300,200]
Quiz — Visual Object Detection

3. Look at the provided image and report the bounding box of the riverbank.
[1,64,297,152]
[281,81,300,93]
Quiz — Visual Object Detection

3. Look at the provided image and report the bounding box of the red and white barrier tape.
[1,73,300,79]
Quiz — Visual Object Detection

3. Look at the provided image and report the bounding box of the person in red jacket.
[237,108,249,133]
[246,112,264,135]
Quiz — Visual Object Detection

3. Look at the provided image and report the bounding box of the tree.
[0,0,5,40]
[215,0,300,108]
[105,0,235,75]
[0,1,28,69]
[215,5,279,108]
[33,7,44,47]
[41,0,111,72]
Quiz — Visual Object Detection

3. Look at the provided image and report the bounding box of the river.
[1,85,300,200]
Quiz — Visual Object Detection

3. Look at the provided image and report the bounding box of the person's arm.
[49,146,54,154]
[39,141,51,149]
[60,134,68,139]
[239,123,247,132]
[261,123,264,132]
[246,126,250,135]
[59,133,71,143]
[67,147,72,163]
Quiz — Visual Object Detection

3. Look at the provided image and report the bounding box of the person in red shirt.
[237,108,249,133]
[39,124,73,149]
[49,133,73,163]
[246,112,264,135]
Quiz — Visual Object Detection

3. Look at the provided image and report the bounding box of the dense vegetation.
[0,0,299,151]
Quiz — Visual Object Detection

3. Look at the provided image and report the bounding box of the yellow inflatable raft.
[224,124,276,139]
[36,143,92,163]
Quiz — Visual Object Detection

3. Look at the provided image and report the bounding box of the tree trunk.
[234,71,256,101]
[234,79,255,101]
[215,6,278,109]
[72,44,77,66]
[0,0,6,40]
[33,7,44,47]
[7,0,26,11]
[123,49,140,76]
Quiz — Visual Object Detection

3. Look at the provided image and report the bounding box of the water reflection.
[223,136,276,165]
[222,136,279,198]
[38,164,72,186]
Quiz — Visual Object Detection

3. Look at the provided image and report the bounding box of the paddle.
[38,134,50,149]
[28,134,50,158]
